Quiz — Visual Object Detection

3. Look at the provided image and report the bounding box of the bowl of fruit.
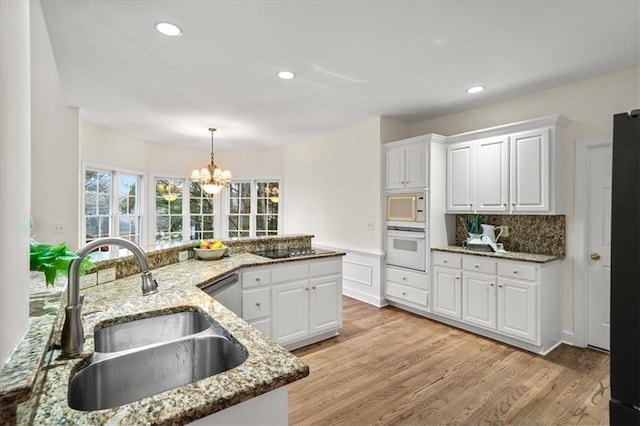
[193,240,228,260]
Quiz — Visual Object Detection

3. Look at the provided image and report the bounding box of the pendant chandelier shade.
[190,128,231,195]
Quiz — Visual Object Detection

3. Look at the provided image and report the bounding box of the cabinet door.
[509,128,550,212]
[404,143,427,189]
[447,142,476,212]
[386,147,405,190]
[432,266,462,319]
[309,275,342,334]
[476,136,509,212]
[497,278,538,343]
[462,272,496,330]
[272,280,309,345]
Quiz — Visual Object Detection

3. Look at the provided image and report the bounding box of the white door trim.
[573,135,612,347]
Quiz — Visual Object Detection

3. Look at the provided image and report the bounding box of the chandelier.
[190,128,231,195]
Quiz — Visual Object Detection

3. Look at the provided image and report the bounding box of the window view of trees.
[189,182,214,240]
[228,180,279,237]
[85,170,111,243]
[155,179,184,245]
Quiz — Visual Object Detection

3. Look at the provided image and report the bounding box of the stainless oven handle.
[387,231,426,239]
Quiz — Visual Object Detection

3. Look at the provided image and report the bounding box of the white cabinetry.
[241,268,272,337]
[385,139,427,190]
[385,266,429,311]
[271,259,342,349]
[430,250,561,355]
[432,252,463,319]
[446,115,567,214]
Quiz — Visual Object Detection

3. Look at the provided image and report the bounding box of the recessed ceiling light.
[277,71,295,80]
[466,86,485,94]
[155,22,182,37]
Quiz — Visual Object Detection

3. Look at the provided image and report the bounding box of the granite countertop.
[432,246,562,263]
[9,250,343,425]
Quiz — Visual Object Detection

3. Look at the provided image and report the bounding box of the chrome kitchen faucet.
[61,237,158,357]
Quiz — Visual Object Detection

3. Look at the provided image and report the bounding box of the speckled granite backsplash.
[454,215,565,257]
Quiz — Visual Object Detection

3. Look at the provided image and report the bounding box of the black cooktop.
[252,248,334,259]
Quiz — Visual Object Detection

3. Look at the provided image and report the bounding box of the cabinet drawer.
[463,256,497,274]
[386,281,428,307]
[272,263,309,283]
[242,269,271,288]
[433,251,463,268]
[386,267,428,290]
[243,287,271,321]
[310,259,341,277]
[498,261,537,281]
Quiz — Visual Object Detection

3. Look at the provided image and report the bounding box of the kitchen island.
[4,239,343,425]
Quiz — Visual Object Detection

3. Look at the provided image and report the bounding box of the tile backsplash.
[454,214,565,257]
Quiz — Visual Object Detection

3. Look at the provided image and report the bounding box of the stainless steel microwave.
[387,193,426,223]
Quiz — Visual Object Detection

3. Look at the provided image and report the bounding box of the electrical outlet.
[367,221,374,231]
[179,251,189,262]
[97,267,116,284]
[501,226,510,237]
[52,223,65,234]
[79,272,97,289]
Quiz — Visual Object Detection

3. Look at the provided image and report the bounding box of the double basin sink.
[68,310,248,411]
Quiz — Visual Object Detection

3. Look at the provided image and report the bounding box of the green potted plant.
[30,221,95,286]
[459,214,482,238]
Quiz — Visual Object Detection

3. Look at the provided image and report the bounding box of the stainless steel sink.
[68,335,248,411]
[94,310,211,352]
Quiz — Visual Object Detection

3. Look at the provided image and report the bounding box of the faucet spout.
[61,237,158,357]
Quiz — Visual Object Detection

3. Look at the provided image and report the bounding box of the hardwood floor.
[289,297,609,425]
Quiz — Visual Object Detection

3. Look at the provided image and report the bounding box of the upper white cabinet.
[385,138,428,190]
[445,115,567,214]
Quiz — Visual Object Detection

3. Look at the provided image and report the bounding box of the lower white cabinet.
[431,250,560,355]
[242,258,343,349]
[385,266,429,312]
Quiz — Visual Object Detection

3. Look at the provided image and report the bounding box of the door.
[587,145,612,350]
[463,272,496,330]
[446,141,476,212]
[272,280,309,345]
[433,266,462,319]
[509,128,550,212]
[497,278,537,343]
[309,275,342,334]
[476,136,509,212]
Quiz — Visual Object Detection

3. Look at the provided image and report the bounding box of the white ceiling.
[41,1,639,150]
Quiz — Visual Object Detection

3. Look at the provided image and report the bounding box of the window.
[228,179,280,237]
[83,166,142,249]
[154,178,184,245]
[153,177,216,245]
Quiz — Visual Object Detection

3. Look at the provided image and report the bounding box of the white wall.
[30,1,80,249]
[1,0,31,365]
[283,116,383,252]
[410,66,640,336]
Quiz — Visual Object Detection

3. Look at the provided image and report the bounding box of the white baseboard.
[343,287,387,307]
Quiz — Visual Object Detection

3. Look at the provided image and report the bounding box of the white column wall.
[0,0,31,366]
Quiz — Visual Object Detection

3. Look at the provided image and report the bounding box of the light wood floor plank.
[289,296,609,425]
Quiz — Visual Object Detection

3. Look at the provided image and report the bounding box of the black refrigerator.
[610,109,640,425]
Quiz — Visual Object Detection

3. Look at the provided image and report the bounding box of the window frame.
[224,177,282,238]
[80,161,146,249]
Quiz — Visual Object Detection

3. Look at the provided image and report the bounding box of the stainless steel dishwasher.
[200,273,241,316]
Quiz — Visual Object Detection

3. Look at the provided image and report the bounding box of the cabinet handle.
[511,203,516,208]
[305,287,309,291]
[513,270,519,274]
[311,285,317,290]
[402,292,407,296]
[490,283,495,287]
[470,203,473,209]
[455,276,460,280]
[474,264,479,268]
[255,277,260,282]
[443,259,448,263]
[402,277,407,280]
[256,302,261,307]
[498,284,504,288]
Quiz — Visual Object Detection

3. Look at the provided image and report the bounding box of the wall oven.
[386,226,426,272]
